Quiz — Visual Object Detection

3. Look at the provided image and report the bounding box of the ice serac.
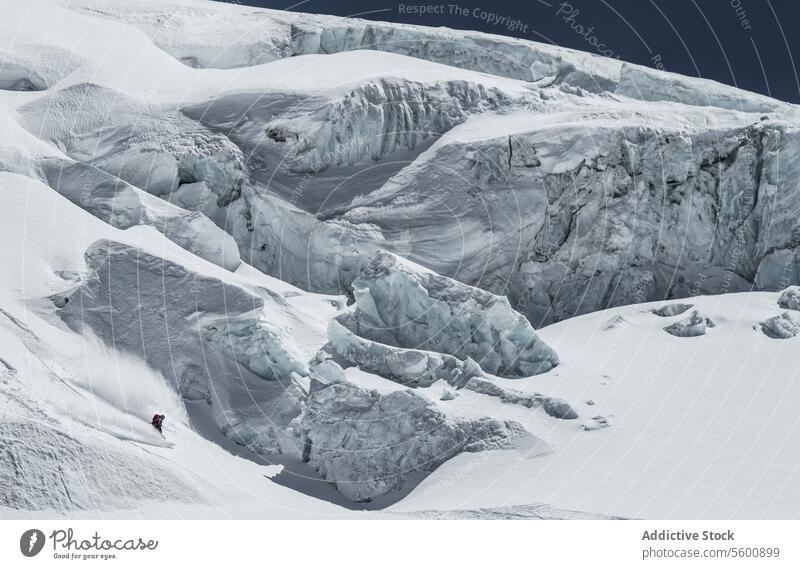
[57,239,307,455]
[342,251,558,378]
[301,361,530,501]
[345,104,800,325]
[327,319,484,388]
[255,76,519,174]
[37,156,241,271]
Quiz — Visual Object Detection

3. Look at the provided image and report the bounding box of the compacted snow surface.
[0,0,799,520]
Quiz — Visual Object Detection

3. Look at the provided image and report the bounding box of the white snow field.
[0,0,799,519]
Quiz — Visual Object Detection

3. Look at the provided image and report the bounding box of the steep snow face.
[0,173,350,518]
[174,58,537,293]
[15,55,536,294]
[341,251,558,377]
[19,83,248,220]
[11,1,800,317]
[57,239,309,455]
[301,364,531,502]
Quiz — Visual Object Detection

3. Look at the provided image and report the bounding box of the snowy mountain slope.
[0,173,358,518]
[389,292,800,519]
[0,172,545,513]
[0,0,799,520]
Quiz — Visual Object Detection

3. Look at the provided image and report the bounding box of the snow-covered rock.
[664,310,716,337]
[778,286,800,311]
[581,415,611,432]
[301,370,530,501]
[342,251,558,377]
[440,390,457,401]
[760,312,800,339]
[653,303,694,317]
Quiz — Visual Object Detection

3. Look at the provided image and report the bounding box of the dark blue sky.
[220,0,800,103]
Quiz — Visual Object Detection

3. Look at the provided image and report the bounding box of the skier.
[151,413,165,435]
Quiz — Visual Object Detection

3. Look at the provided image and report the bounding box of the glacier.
[0,0,799,520]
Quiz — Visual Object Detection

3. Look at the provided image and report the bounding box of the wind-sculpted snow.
[342,251,558,377]
[63,0,793,116]
[57,239,308,455]
[66,0,613,83]
[0,44,84,91]
[301,363,530,501]
[20,82,247,220]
